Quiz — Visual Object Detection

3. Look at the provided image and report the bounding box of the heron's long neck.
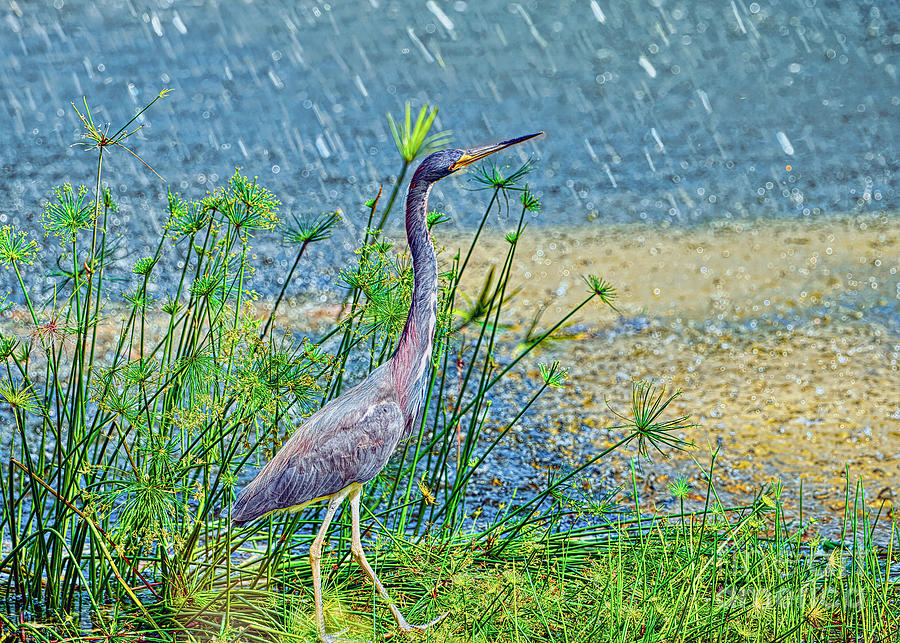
[392,176,438,414]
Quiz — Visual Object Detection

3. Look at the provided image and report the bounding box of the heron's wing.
[232,389,404,524]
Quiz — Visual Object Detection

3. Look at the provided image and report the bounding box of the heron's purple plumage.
[231,364,405,524]
[232,139,542,529]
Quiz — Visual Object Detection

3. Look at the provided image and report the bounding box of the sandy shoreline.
[448,212,898,326]
[444,213,898,531]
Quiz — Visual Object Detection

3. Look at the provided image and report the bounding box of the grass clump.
[0,92,896,643]
[148,474,899,642]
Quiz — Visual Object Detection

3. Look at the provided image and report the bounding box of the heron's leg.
[348,486,448,633]
[310,486,352,642]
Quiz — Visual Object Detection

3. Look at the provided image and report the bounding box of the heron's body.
[232,174,438,528]
[231,364,402,521]
[233,359,424,522]
[232,132,541,641]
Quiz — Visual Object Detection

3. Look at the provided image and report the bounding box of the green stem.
[11,263,38,325]
[233,232,247,331]
[261,239,309,340]
[87,193,111,375]
[375,160,409,233]
[82,148,104,385]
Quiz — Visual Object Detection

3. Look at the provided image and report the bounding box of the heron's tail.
[231,484,261,526]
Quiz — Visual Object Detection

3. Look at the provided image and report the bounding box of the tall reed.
[0,93,628,634]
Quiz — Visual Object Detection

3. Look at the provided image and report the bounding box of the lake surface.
[2,1,897,234]
[1,0,898,525]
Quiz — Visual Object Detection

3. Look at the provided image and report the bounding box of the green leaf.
[387,102,452,163]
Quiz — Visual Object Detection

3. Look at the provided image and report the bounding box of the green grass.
[139,469,898,642]
[0,93,896,642]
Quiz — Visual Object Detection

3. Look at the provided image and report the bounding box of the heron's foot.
[319,626,368,643]
[395,610,450,634]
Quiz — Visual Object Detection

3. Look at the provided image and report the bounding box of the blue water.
[0,0,897,295]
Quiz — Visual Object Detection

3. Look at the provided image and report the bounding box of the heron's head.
[412,132,543,184]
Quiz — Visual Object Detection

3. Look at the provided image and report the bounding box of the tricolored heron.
[232,131,542,641]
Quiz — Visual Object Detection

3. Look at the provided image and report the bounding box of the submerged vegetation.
[0,93,897,642]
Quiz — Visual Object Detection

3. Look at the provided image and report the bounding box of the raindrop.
[776,131,795,155]
[315,135,331,158]
[603,163,617,188]
[173,11,187,34]
[651,128,665,152]
[638,55,657,78]
[731,0,747,33]
[427,1,455,30]
[697,89,712,113]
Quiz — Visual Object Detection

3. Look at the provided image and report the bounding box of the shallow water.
[2,0,897,316]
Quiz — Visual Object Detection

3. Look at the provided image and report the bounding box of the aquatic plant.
[376,101,451,232]
[0,92,615,633]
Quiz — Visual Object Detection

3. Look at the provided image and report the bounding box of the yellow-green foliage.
[194,498,897,643]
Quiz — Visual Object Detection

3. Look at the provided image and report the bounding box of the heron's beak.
[449,131,543,171]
